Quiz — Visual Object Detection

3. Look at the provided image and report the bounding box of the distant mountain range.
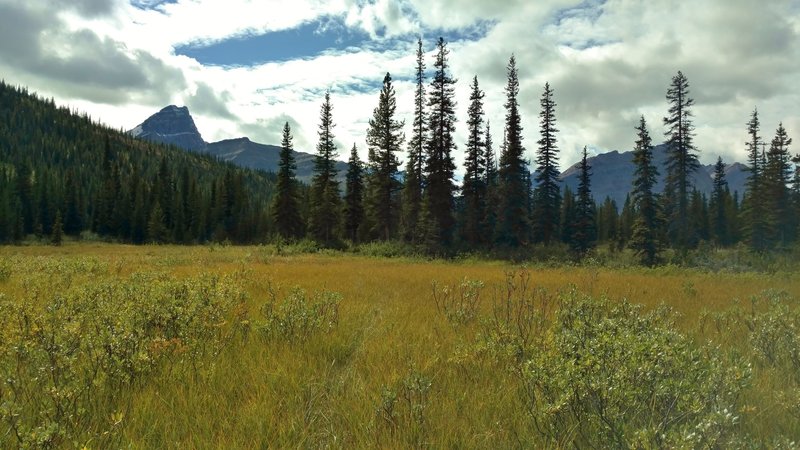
[129,105,347,182]
[560,146,748,206]
[130,106,748,206]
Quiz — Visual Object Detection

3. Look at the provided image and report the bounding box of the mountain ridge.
[129,106,347,183]
[130,105,748,203]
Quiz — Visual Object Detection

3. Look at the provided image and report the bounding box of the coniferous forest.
[1,38,799,265]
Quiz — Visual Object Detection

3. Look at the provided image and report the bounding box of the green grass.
[1,243,799,448]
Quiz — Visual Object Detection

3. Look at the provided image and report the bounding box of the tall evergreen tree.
[460,76,487,246]
[597,197,619,243]
[689,189,710,243]
[532,82,561,244]
[423,37,458,246]
[662,71,699,251]
[495,55,530,246]
[710,156,729,246]
[62,171,83,236]
[483,122,498,240]
[365,73,405,241]
[271,122,304,239]
[571,146,596,256]
[560,186,576,244]
[764,122,793,247]
[131,175,147,244]
[793,154,800,239]
[343,144,365,242]
[743,108,767,251]
[617,194,635,248]
[401,38,426,243]
[147,200,168,243]
[51,210,63,246]
[629,116,664,266]
[309,91,342,245]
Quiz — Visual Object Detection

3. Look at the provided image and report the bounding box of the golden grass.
[1,243,799,448]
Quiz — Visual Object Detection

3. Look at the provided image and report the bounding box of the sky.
[1,0,798,172]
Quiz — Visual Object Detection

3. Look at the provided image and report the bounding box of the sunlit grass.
[1,243,799,447]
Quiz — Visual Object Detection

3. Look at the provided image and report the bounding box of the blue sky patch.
[175,16,374,66]
[175,15,495,68]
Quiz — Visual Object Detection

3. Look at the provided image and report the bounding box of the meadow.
[1,243,799,448]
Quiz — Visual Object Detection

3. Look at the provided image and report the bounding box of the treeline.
[271,39,799,263]
[0,81,277,244]
[2,37,799,263]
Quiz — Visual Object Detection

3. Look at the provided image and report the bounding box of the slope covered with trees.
[0,81,276,244]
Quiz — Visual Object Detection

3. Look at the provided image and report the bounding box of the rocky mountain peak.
[129,105,206,152]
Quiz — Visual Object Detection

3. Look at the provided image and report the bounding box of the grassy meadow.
[1,243,800,448]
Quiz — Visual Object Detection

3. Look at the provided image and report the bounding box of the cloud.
[186,82,235,120]
[1,0,798,174]
[240,114,309,150]
[0,1,186,105]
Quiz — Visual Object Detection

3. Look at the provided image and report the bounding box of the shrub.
[475,271,556,364]
[522,291,751,448]
[0,272,247,448]
[257,285,341,343]
[431,278,483,326]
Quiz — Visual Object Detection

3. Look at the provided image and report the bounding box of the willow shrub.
[522,290,751,448]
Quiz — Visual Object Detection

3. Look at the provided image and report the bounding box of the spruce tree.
[710,156,729,246]
[532,82,561,244]
[629,116,664,266]
[662,71,699,251]
[560,186,576,245]
[618,194,635,248]
[571,146,596,256]
[597,197,619,243]
[689,189,709,243]
[401,38,426,243]
[495,55,530,246]
[271,122,304,240]
[51,210,63,246]
[343,144,365,242]
[764,122,793,247]
[63,171,83,236]
[131,176,147,244]
[309,91,342,245]
[460,76,487,246]
[793,154,800,240]
[365,73,404,241]
[483,122,498,240]
[423,37,457,246]
[743,108,767,251]
[147,200,167,244]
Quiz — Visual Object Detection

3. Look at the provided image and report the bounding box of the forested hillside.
[0,81,278,244]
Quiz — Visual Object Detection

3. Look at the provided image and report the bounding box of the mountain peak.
[129,105,206,152]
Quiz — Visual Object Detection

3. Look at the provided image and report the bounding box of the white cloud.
[0,0,798,175]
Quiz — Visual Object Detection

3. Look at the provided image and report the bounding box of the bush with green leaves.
[374,368,432,448]
[432,278,483,326]
[521,290,751,448]
[0,271,247,448]
[743,291,800,376]
[473,271,556,364]
[257,285,341,343]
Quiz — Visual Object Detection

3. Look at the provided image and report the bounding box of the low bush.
[0,272,246,448]
[522,291,751,448]
[257,285,341,343]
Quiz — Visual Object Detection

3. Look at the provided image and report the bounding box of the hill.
[0,82,277,244]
